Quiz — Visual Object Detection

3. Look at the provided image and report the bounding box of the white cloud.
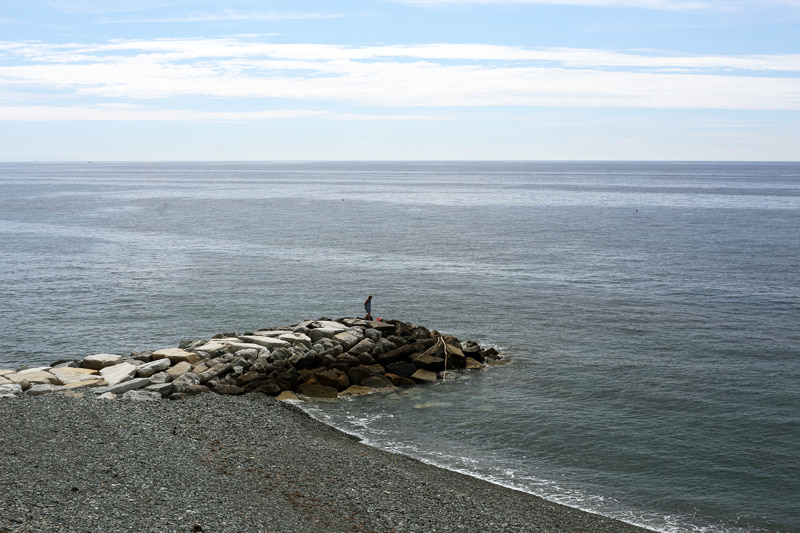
[2,37,800,121]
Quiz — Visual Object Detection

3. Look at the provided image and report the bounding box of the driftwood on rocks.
[0,318,502,401]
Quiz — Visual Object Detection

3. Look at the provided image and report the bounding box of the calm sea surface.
[1,161,798,532]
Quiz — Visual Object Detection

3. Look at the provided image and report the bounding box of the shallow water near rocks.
[1,161,799,532]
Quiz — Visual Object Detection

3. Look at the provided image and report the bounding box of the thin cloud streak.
[96,10,354,24]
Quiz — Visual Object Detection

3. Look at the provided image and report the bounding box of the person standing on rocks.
[364,294,373,321]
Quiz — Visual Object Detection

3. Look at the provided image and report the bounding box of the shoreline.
[1,394,655,533]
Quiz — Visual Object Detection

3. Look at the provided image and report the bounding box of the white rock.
[311,320,348,331]
[238,335,290,349]
[97,392,117,400]
[82,353,124,370]
[99,362,137,386]
[0,384,23,398]
[279,332,312,347]
[136,358,172,378]
[193,341,228,354]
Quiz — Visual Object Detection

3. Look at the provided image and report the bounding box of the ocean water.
[1,161,798,532]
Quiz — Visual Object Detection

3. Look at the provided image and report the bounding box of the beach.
[0,394,653,533]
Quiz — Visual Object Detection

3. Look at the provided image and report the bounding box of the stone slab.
[193,341,228,354]
[64,378,106,389]
[136,358,171,378]
[49,367,100,385]
[238,335,291,349]
[99,362,137,386]
[311,320,347,331]
[93,377,151,395]
[166,361,192,379]
[7,371,58,385]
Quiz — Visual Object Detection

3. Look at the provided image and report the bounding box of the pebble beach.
[0,394,654,533]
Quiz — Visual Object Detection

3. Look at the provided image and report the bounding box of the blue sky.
[1,0,799,160]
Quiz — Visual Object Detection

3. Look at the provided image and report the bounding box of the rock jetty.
[0,318,501,401]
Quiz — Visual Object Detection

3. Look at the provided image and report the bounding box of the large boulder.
[346,365,377,385]
[314,368,350,391]
[376,344,419,366]
[385,361,417,378]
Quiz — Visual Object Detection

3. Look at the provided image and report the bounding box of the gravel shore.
[1,394,653,533]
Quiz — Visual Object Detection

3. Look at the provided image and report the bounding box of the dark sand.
[0,394,654,532]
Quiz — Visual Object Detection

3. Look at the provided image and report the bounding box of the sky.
[1,0,799,161]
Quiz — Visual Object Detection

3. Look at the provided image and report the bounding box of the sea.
[1,161,798,532]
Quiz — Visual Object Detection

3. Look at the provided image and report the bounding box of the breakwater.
[0,318,501,401]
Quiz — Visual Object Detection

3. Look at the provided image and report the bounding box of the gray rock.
[278,332,312,347]
[136,358,171,378]
[173,373,201,393]
[198,363,232,384]
[149,371,170,384]
[25,383,69,396]
[120,390,162,401]
[308,328,341,343]
[332,329,364,351]
[238,335,290,349]
[348,338,375,356]
[93,377,151,395]
[145,383,174,398]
